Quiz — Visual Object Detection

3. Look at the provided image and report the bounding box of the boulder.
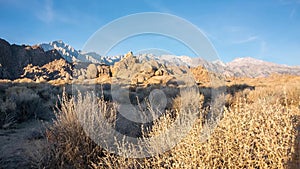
[86,64,98,79]
[97,65,111,76]
[146,75,174,85]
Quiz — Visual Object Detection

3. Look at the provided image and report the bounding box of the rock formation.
[21,59,73,82]
[0,39,63,80]
[111,52,190,86]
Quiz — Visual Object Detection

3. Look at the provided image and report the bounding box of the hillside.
[0,39,63,80]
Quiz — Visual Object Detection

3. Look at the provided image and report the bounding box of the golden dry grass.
[42,75,300,169]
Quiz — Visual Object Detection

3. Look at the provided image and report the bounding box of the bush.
[44,92,117,168]
[0,84,59,128]
[5,86,43,122]
[43,85,300,168]
[0,97,16,127]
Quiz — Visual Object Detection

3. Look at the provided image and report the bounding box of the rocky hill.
[0,39,113,83]
[21,59,73,83]
[0,39,63,80]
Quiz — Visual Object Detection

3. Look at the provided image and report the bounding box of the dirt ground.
[0,119,49,169]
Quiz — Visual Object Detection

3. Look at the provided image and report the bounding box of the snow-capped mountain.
[136,54,300,77]
[137,54,191,67]
[38,40,300,78]
[39,40,93,63]
[223,57,300,77]
[136,54,227,74]
[39,40,125,65]
[38,40,227,72]
[100,55,124,65]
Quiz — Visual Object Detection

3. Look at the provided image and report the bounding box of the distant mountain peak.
[38,40,125,65]
[224,56,300,77]
[39,40,98,63]
[36,40,300,78]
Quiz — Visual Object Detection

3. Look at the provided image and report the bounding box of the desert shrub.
[230,84,300,109]
[0,85,56,126]
[43,85,299,168]
[142,90,298,168]
[0,97,16,127]
[44,91,117,168]
[4,86,42,122]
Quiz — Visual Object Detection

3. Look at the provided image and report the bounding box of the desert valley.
[0,38,299,168]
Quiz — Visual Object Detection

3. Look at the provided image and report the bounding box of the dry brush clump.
[138,86,298,168]
[43,85,300,168]
[0,84,62,128]
[42,91,117,168]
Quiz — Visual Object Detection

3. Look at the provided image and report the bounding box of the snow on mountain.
[100,55,124,65]
[136,54,300,77]
[135,53,221,69]
[135,53,189,67]
[224,57,300,77]
[38,40,300,78]
[39,40,101,63]
[39,40,126,65]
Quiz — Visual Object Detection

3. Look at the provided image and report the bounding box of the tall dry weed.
[44,85,299,169]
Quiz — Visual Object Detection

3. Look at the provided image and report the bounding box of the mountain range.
[38,40,300,78]
[0,38,299,80]
[39,40,123,65]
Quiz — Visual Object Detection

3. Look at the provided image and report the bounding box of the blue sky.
[0,0,299,65]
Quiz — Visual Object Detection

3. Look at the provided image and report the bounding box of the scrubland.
[20,74,299,169]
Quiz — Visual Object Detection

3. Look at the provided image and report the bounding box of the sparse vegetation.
[41,78,300,169]
[0,83,61,128]
[0,71,299,168]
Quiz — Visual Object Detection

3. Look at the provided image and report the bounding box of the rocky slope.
[21,59,73,83]
[0,39,114,83]
[0,39,63,80]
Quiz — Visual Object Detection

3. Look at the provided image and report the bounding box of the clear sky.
[0,0,299,65]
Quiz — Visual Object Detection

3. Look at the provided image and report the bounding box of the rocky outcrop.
[21,59,73,82]
[73,62,111,81]
[86,64,98,79]
[190,66,212,85]
[190,66,225,87]
[111,52,190,86]
[0,39,63,80]
[111,51,139,78]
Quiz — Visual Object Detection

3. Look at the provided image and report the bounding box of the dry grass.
[139,86,298,168]
[42,76,300,169]
[0,84,61,128]
[42,91,117,168]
